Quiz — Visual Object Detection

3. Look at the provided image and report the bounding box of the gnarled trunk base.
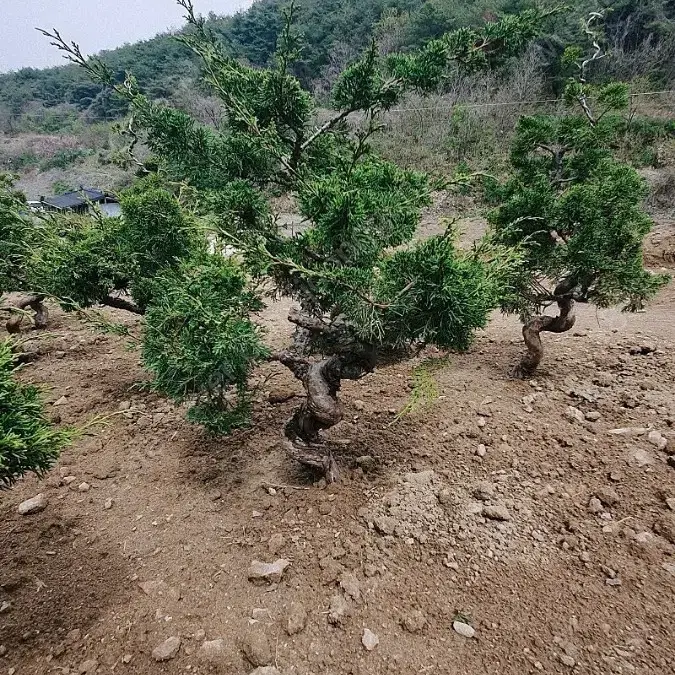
[5,294,49,334]
[279,353,344,483]
[514,297,576,379]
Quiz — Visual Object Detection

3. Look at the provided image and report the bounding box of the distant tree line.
[0,0,674,130]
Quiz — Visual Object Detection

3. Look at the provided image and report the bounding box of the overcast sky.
[0,0,255,73]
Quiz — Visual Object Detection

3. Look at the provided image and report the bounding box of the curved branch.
[100,296,144,315]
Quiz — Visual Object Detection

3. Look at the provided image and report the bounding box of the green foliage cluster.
[28,178,201,312]
[39,148,91,171]
[29,0,548,432]
[0,175,33,295]
[142,255,269,434]
[488,77,667,316]
[0,340,71,488]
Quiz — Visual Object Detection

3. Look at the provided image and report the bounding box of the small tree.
[41,1,550,479]
[487,13,669,377]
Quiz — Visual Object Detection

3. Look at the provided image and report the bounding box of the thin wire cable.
[388,89,675,114]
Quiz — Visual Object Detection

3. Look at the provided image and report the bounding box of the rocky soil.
[1,213,675,675]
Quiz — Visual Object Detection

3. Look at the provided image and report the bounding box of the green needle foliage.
[39,0,550,434]
[0,174,33,296]
[142,255,269,434]
[0,340,72,488]
[486,15,669,374]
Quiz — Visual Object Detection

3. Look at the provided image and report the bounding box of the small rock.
[374,516,397,535]
[610,427,649,437]
[250,669,282,675]
[0,602,11,613]
[402,610,427,633]
[268,389,295,404]
[18,493,48,515]
[268,533,285,555]
[286,602,307,635]
[353,400,366,412]
[596,488,620,507]
[78,482,91,493]
[328,594,351,626]
[242,631,273,667]
[482,505,511,521]
[152,636,181,661]
[666,498,675,511]
[339,573,361,603]
[248,559,290,585]
[122,654,133,664]
[437,487,453,506]
[362,628,379,651]
[648,430,668,451]
[585,411,602,422]
[560,654,576,667]
[118,400,131,411]
[104,498,113,510]
[654,515,675,544]
[453,621,475,638]
[53,396,68,406]
[0,645,6,656]
[579,552,591,563]
[318,502,332,516]
[565,406,585,424]
[631,449,654,467]
[78,659,98,674]
[198,638,226,664]
[605,577,622,586]
[475,444,487,458]
[251,608,270,621]
[472,483,496,501]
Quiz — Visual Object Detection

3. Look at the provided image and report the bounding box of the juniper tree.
[41,1,549,479]
[487,13,668,377]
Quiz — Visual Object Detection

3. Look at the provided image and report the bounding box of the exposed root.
[5,294,49,334]
[514,297,576,378]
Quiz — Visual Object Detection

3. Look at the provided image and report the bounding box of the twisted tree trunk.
[278,352,343,482]
[514,296,576,378]
[5,294,49,334]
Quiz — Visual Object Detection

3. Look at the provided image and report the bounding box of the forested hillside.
[1,0,674,130]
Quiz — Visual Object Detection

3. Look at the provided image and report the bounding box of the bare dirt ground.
[2,211,675,675]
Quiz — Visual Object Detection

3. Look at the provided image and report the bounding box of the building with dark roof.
[38,187,119,216]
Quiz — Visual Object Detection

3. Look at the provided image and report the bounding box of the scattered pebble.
[242,630,273,667]
[362,628,379,651]
[328,594,351,626]
[104,498,113,510]
[152,636,181,662]
[78,482,91,493]
[248,559,290,585]
[198,638,226,664]
[565,406,585,424]
[268,533,285,555]
[53,396,68,406]
[339,573,362,603]
[482,505,511,521]
[453,621,476,638]
[402,610,427,633]
[18,493,48,515]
